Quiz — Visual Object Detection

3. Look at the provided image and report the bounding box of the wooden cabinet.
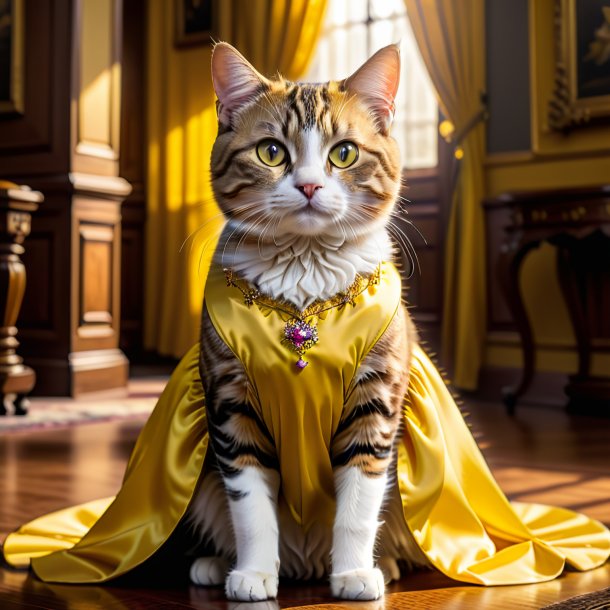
[0,0,130,396]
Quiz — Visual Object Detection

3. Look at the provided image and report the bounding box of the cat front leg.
[198,310,281,601]
[330,466,388,600]
[223,465,280,601]
[206,391,281,601]
[329,307,411,600]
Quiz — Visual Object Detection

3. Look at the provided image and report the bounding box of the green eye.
[329,141,359,168]
[256,139,287,167]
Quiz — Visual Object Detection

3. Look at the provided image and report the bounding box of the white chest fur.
[217,227,393,309]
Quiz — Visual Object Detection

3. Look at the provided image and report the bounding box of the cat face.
[210,43,401,241]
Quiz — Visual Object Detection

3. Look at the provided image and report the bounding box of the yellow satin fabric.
[205,262,402,528]
[396,347,610,584]
[3,264,609,584]
[4,345,208,582]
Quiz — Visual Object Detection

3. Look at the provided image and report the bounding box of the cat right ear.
[343,44,401,135]
[211,42,268,125]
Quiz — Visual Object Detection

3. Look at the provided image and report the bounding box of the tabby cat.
[187,42,428,602]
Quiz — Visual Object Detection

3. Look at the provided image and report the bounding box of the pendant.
[283,319,318,369]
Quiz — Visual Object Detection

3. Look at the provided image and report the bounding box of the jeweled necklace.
[223,266,381,370]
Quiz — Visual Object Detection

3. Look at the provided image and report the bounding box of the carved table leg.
[13,394,29,416]
[556,240,590,373]
[0,182,40,410]
[497,236,541,415]
[556,233,610,414]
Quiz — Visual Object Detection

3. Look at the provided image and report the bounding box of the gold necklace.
[223,266,381,369]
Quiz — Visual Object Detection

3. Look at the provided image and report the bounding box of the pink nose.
[297,183,322,200]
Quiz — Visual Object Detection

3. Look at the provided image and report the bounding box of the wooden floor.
[1,386,609,609]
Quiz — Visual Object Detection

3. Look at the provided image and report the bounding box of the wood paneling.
[72,0,123,176]
[0,0,71,177]
[0,0,131,396]
[73,198,121,352]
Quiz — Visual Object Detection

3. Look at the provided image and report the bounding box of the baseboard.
[25,349,129,397]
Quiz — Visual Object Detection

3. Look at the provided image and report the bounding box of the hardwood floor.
[1,387,609,609]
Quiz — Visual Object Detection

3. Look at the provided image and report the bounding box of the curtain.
[404,0,486,389]
[145,0,327,358]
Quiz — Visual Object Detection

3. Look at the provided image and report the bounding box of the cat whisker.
[220,209,267,267]
[257,215,278,257]
[179,203,260,254]
[386,222,420,277]
[231,213,273,261]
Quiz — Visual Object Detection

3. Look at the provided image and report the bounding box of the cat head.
[210,42,401,242]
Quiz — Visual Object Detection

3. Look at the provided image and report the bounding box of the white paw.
[330,568,385,600]
[225,568,278,601]
[377,556,401,583]
[190,556,229,586]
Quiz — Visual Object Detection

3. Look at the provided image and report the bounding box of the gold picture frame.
[174,0,214,49]
[548,0,610,131]
[0,0,24,115]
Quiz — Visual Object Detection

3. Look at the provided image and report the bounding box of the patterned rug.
[0,380,163,433]
[542,587,610,609]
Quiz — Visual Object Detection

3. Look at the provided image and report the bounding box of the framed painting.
[175,0,213,48]
[548,0,610,131]
[0,0,24,115]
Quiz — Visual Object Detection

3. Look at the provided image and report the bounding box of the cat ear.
[211,42,269,125]
[343,44,401,134]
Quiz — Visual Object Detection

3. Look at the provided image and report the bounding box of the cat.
[187,42,429,602]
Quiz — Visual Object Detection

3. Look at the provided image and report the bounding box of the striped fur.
[188,43,428,601]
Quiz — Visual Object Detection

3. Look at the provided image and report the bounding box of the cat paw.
[330,568,385,600]
[190,556,229,586]
[225,568,278,601]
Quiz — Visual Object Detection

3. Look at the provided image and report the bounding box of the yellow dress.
[3,263,609,585]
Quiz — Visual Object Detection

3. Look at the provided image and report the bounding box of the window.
[305,0,438,170]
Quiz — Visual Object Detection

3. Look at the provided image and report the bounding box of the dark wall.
[486,0,531,154]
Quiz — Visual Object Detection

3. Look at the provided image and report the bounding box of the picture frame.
[548,0,610,131]
[0,0,24,115]
[174,0,214,49]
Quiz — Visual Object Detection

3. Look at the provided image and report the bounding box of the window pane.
[327,0,368,26]
[304,0,438,170]
[369,0,405,20]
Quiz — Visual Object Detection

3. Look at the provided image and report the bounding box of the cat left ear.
[343,44,401,135]
[211,42,269,125]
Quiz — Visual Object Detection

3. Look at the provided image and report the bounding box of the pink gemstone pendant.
[283,319,318,369]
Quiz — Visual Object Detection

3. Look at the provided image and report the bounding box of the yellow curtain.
[404,0,487,389]
[145,0,327,357]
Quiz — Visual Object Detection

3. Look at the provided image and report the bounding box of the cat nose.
[297,183,323,200]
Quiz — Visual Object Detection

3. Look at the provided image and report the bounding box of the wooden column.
[0,0,130,396]
[0,182,42,414]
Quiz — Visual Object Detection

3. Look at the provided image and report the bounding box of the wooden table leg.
[0,182,40,414]
[496,237,540,415]
[556,233,610,414]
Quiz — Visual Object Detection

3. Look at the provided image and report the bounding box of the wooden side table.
[0,182,43,415]
[487,186,610,415]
